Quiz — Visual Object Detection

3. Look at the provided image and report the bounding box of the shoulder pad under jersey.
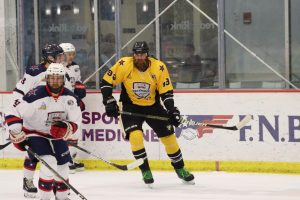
[25,64,47,76]
[62,88,80,106]
[23,85,49,103]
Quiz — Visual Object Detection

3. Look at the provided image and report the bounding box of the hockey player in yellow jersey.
[100,41,194,186]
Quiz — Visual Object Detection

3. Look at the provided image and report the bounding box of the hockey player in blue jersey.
[12,43,64,198]
[59,43,86,173]
[6,63,82,200]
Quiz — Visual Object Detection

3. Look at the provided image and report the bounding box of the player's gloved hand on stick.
[74,81,86,99]
[104,96,119,117]
[9,130,27,151]
[50,121,74,140]
[167,107,182,127]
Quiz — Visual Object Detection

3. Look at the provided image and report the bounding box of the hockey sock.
[129,130,150,171]
[24,157,37,179]
[132,148,150,171]
[39,155,56,200]
[55,163,69,199]
[129,130,144,151]
[168,149,184,169]
[160,134,180,154]
[160,135,184,169]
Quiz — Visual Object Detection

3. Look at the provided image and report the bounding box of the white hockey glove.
[9,130,26,143]
[9,131,27,151]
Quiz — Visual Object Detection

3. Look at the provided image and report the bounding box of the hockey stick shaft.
[69,143,144,171]
[119,111,252,131]
[0,141,11,150]
[25,146,87,200]
[120,111,168,121]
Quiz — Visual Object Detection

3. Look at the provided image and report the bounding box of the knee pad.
[160,134,179,154]
[129,130,144,151]
[39,155,57,180]
[55,163,69,180]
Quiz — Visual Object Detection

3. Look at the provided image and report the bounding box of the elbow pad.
[160,90,175,111]
[100,80,113,101]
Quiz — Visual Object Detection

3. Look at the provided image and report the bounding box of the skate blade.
[75,167,85,172]
[146,183,154,189]
[24,191,38,198]
[69,169,76,174]
[182,180,195,185]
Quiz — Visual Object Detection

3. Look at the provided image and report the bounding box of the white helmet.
[59,43,76,53]
[46,63,65,94]
[46,63,65,77]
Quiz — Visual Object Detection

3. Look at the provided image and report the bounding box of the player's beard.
[48,83,64,94]
[134,59,149,72]
[51,86,63,94]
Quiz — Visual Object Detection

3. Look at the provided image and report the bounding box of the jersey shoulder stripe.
[5,115,23,126]
[25,64,47,76]
[23,85,49,103]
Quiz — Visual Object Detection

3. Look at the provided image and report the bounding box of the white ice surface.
[0,170,299,200]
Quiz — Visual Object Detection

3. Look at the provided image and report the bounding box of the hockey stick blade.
[69,143,144,171]
[126,158,144,170]
[235,114,253,129]
[182,114,253,131]
[202,114,253,130]
[0,141,11,150]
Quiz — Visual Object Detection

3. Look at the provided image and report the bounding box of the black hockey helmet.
[132,41,149,54]
[42,44,64,63]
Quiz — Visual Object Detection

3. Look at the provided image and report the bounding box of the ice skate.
[175,168,195,185]
[74,161,85,172]
[23,177,38,198]
[142,170,154,188]
[68,163,76,174]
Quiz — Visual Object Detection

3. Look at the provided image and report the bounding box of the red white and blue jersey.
[5,85,82,139]
[13,63,77,99]
[13,64,47,99]
[64,61,82,92]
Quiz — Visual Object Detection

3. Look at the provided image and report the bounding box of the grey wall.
[225,0,285,81]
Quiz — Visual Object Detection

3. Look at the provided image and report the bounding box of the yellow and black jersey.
[102,56,173,106]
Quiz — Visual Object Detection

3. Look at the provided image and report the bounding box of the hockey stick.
[119,111,253,131]
[0,141,11,150]
[69,143,144,171]
[25,146,88,200]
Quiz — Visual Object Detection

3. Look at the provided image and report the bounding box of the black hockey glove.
[74,81,86,99]
[167,107,182,127]
[104,96,120,117]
